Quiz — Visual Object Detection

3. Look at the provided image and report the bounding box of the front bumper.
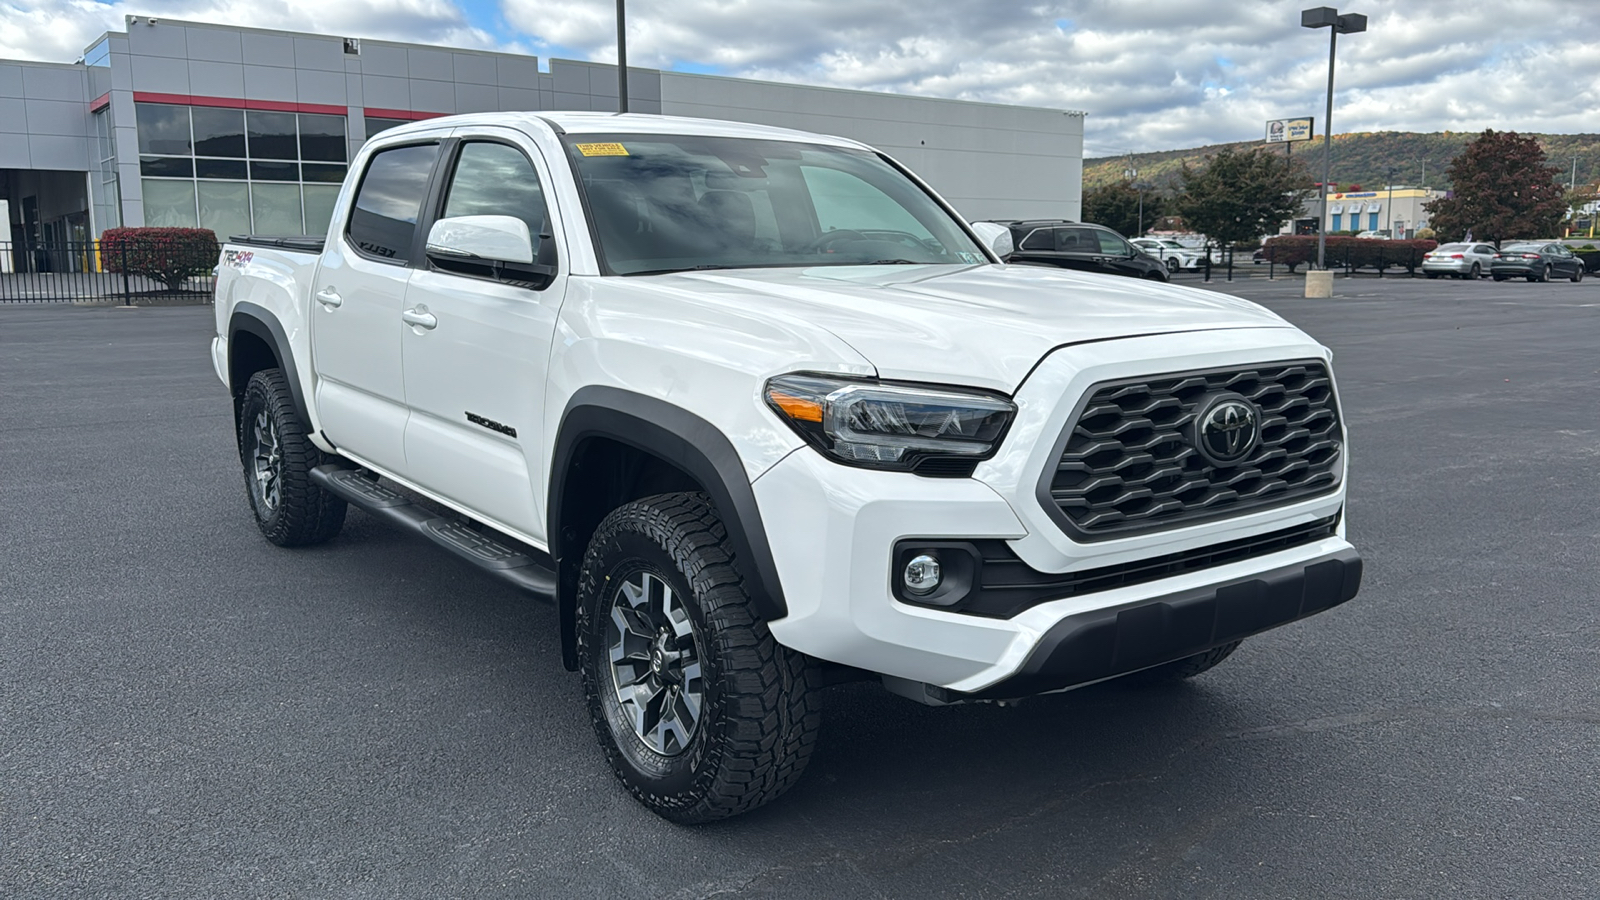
[954,547,1361,700]
[754,328,1355,694]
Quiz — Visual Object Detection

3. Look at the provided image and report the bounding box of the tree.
[1424,130,1568,245]
[1171,148,1313,248]
[1081,180,1160,237]
[101,227,219,292]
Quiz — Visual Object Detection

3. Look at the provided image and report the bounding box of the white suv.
[211,112,1360,823]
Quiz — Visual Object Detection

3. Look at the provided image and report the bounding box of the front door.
[310,140,443,477]
[400,132,566,543]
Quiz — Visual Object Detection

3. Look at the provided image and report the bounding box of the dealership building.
[0,16,1084,248]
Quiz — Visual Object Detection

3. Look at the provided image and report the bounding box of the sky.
[3,0,1597,156]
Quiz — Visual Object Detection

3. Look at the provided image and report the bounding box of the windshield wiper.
[622,264,748,277]
[860,258,926,265]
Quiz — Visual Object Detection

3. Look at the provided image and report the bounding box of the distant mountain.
[1086,132,1600,194]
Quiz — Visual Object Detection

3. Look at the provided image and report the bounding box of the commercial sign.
[1265,117,1315,143]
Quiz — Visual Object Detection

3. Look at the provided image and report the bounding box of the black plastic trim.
[549,387,788,668]
[227,235,326,253]
[228,302,311,427]
[956,546,1362,700]
[1035,359,1343,542]
[897,515,1340,619]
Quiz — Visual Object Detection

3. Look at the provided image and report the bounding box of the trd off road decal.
[223,249,254,268]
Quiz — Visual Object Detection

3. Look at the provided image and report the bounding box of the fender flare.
[228,302,312,428]
[549,386,788,668]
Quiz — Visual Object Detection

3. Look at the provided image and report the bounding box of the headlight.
[764,373,1015,475]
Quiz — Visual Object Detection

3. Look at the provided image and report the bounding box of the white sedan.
[1131,237,1204,273]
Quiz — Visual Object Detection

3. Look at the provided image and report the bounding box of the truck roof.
[373,111,870,150]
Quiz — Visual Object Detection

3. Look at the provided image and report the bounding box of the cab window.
[441,141,552,247]
[346,143,441,262]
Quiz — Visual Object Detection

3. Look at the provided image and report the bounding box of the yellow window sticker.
[575,142,629,157]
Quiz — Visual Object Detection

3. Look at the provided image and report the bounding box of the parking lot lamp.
[1302,7,1367,269]
[616,0,629,113]
[1385,165,1396,235]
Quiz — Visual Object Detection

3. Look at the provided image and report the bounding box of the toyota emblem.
[1196,396,1259,466]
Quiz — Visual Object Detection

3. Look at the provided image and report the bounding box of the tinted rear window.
[347,143,440,261]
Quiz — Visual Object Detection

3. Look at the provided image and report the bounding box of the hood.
[646,263,1290,392]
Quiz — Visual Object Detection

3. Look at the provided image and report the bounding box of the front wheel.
[1571,267,1584,283]
[1165,257,1180,274]
[1470,262,1481,279]
[238,369,346,546]
[576,493,820,823]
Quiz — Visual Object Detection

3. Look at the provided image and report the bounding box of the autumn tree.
[1171,147,1313,248]
[1081,180,1162,237]
[1424,130,1568,245]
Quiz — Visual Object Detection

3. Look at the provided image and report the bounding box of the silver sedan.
[1422,242,1497,280]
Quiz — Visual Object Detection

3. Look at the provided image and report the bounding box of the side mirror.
[426,215,534,264]
[969,221,1014,260]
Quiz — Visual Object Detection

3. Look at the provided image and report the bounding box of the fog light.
[903,554,942,595]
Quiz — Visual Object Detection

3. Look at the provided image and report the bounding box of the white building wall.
[659,72,1083,222]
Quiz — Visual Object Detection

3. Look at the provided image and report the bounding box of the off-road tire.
[238,369,346,546]
[1119,640,1242,686]
[576,492,820,824]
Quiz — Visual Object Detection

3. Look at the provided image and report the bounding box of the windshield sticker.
[958,251,982,264]
[575,142,629,157]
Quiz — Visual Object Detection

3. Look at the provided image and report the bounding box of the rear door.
[309,138,444,476]
[398,128,566,542]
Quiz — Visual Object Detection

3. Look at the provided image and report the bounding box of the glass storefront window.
[137,104,191,155]
[364,117,410,139]
[141,179,198,227]
[302,185,341,238]
[198,181,252,240]
[251,183,304,234]
[247,111,298,161]
[298,114,347,162]
[192,107,246,158]
[132,102,349,235]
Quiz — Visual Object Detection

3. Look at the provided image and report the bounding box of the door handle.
[314,287,342,308]
[402,306,438,330]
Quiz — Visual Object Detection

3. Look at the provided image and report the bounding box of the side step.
[310,464,556,599]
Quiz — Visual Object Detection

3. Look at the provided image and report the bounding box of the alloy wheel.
[607,569,705,756]
[249,409,282,512]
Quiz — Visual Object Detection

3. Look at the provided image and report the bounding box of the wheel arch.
[549,386,789,670]
[228,302,311,430]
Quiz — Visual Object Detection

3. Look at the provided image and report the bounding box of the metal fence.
[0,240,216,304]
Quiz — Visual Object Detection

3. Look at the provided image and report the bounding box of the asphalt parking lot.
[3,275,1598,899]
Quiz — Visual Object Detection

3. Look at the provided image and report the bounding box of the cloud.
[3,0,1597,153]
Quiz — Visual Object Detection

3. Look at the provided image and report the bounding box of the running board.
[310,464,556,599]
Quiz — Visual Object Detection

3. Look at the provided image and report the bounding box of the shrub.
[1262,236,1439,274]
[1415,227,1436,240]
[101,227,220,291]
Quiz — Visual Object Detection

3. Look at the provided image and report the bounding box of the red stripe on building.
[89,93,110,113]
[362,108,447,121]
[131,92,348,117]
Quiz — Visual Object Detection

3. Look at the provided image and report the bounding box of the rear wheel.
[1120,641,1242,686]
[238,369,346,546]
[576,493,820,823]
[1493,273,1509,282]
[1426,273,1440,280]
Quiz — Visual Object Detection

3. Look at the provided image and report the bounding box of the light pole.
[1124,164,1144,236]
[615,0,629,113]
[1384,165,1396,236]
[1302,7,1367,270]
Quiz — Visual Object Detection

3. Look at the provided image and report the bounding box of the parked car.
[1421,242,1498,280]
[212,113,1358,822]
[1130,237,1203,273]
[1490,242,1586,282]
[1354,230,1392,240]
[992,219,1170,281]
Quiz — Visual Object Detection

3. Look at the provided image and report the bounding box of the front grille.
[1041,361,1342,539]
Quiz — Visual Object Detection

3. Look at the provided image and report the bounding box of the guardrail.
[0,240,216,304]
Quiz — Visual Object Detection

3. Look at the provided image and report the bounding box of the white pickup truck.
[212,112,1360,823]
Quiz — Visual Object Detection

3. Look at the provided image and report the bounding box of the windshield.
[1159,240,1185,249]
[563,134,987,275]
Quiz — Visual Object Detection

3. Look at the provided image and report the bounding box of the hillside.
[1086,132,1600,194]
